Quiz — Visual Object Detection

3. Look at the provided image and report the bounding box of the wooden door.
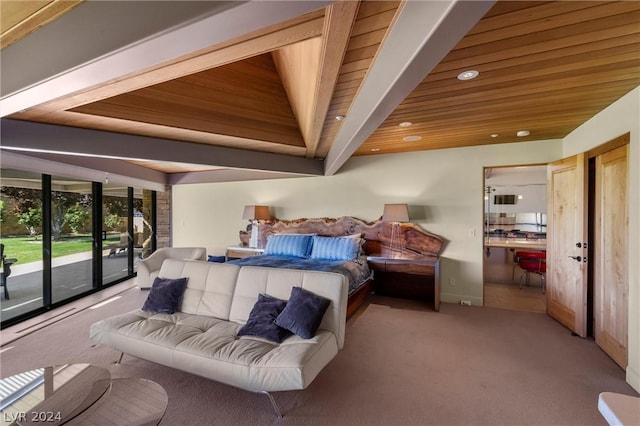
[594,144,628,368]
[546,154,588,336]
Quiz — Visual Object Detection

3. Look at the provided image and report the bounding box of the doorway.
[482,165,547,313]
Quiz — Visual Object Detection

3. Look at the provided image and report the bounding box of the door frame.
[482,163,548,309]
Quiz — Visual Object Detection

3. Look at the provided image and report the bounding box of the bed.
[232,216,446,317]
[228,255,372,298]
[229,232,372,318]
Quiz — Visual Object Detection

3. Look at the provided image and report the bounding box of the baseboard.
[440,292,483,307]
[626,365,640,393]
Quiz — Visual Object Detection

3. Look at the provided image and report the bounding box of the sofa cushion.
[158,259,240,320]
[142,277,188,314]
[275,287,330,339]
[237,294,291,343]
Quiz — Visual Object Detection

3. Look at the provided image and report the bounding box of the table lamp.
[242,205,270,248]
[382,204,409,257]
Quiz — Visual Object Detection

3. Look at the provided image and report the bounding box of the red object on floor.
[515,251,546,293]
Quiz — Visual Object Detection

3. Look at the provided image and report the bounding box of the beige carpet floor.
[1,289,636,425]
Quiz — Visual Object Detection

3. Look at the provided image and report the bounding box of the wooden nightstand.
[367,251,440,311]
[225,246,265,260]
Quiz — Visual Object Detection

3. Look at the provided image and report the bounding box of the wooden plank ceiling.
[2,1,640,175]
[357,0,640,155]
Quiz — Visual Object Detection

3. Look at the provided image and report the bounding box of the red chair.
[514,251,546,294]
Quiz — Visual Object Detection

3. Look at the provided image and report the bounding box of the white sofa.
[91,258,348,417]
[136,247,207,289]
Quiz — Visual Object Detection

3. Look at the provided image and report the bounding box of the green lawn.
[1,234,122,264]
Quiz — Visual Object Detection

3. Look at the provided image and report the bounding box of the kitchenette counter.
[484,237,547,251]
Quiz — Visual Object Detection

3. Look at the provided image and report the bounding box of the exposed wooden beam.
[324,0,496,175]
[305,0,360,158]
[0,0,83,49]
[272,38,323,155]
[169,169,315,185]
[18,15,326,121]
[0,150,167,192]
[1,0,331,116]
[18,110,308,157]
[1,119,324,176]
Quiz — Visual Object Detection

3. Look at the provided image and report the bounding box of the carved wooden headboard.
[239,216,445,257]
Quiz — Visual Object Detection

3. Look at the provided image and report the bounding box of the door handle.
[569,256,582,262]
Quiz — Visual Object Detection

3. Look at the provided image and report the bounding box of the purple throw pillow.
[275,287,330,339]
[237,294,291,343]
[142,277,188,314]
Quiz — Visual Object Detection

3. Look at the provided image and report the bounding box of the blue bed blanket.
[228,255,372,296]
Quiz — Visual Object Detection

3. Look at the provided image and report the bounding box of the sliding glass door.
[0,170,44,323]
[102,185,130,284]
[1,169,156,328]
[50,176,94,304]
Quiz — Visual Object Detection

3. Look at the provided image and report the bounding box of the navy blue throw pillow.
[275,287,331,339]
[142,277,188,314]
[237,294,291,343]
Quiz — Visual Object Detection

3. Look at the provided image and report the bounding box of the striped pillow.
[310,236,361,261]
[264,234,313,257]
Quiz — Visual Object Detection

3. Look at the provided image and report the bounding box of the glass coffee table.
[0,364,167,426]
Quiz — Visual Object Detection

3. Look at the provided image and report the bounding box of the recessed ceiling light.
[399,122,412,127]
[457,70,479,81]
[491,134,499,138]
[335,115,345,121]
[370,148,381,152]
[517,130,530,137]
[402,135,422,142]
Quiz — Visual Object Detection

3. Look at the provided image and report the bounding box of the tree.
[64,204,90,234]
[18,207,42,238]
[104,213,121,231]
[1,188,42,237]
[0,187,92,241]
[50,192,91,240]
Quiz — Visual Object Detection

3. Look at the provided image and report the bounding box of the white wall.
[173,139,562,307]
[563,86,640,392]
[486,166,547,214]
[487,184,547,214]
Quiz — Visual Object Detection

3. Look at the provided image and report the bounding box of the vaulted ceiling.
[1,1,639,188]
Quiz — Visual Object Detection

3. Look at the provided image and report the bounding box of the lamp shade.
[242,205,270,220]
[382,204,409,223]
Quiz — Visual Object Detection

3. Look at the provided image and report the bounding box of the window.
[0,169,156,328]
[50,175,94,304]
[0,170,44,323]
[102,184,130,284]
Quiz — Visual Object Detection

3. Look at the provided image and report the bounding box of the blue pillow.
[275,287,331,339]
[310,236,361,261]
[237,294,291,343]
[264,234,313,257]
[142,277,188,314]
